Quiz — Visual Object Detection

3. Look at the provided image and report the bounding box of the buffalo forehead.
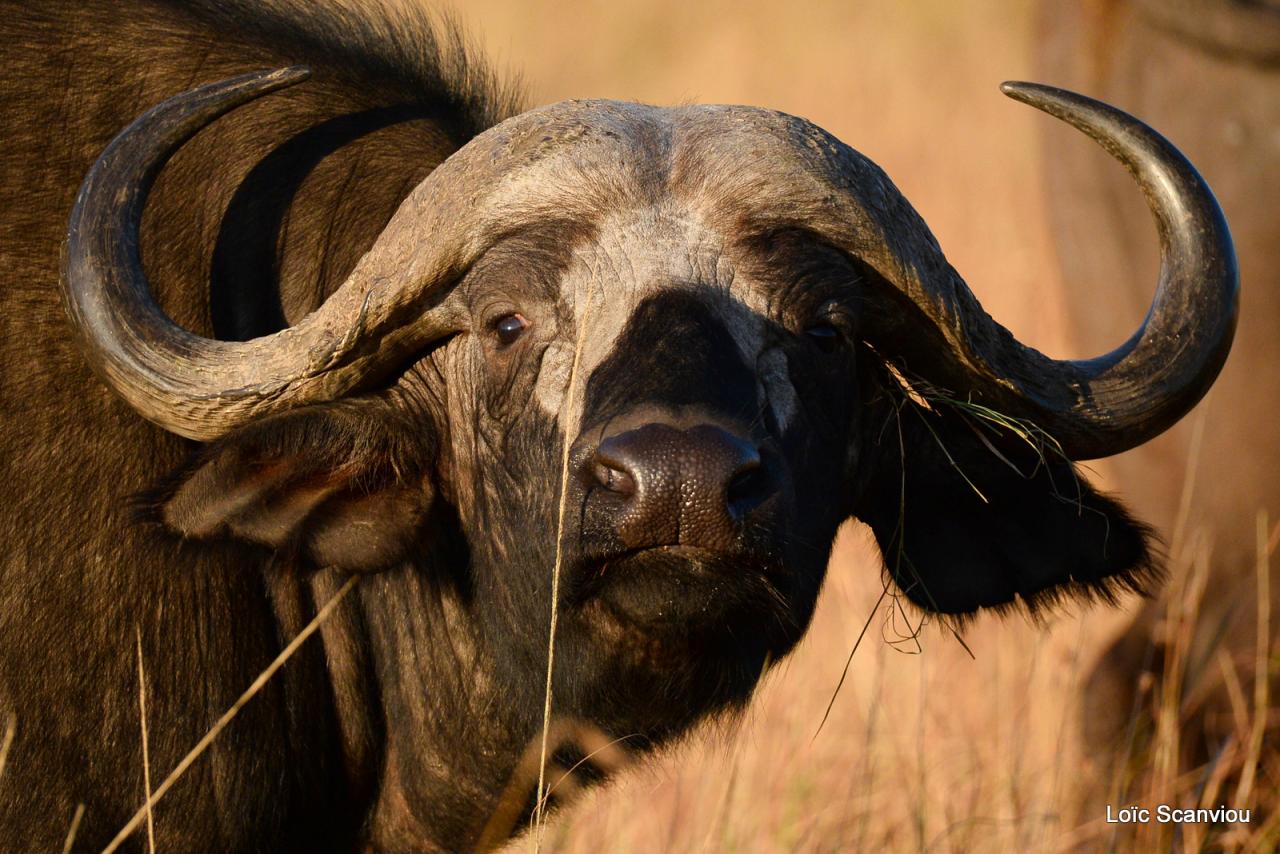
[529,204,795,434]
[412,100,880,242]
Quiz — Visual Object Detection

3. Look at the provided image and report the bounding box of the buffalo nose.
[590,423,770,549]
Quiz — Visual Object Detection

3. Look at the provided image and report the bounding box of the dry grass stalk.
[0,712,15,785]
[102,574,360,854]
[813,585,890,742]
[1147,537,1211,848]
[135,627,155,854]
[61,803,84,854]
[1218,647,1252,745]
[532,275,599,848]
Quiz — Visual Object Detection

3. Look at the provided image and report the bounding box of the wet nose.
[589,423,771,549]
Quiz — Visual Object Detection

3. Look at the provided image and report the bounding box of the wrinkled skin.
[1,2,1180,851]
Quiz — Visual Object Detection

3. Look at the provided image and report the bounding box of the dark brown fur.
[0,1,517,849]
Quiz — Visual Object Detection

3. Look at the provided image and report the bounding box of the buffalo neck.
[296,565,538,851]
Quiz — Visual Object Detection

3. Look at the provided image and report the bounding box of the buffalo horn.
[860,82,1238,460]
[62,68,467,441]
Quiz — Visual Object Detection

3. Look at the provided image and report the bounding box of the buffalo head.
[60,67,1236,825]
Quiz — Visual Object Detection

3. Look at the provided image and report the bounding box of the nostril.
[727,461,760,492]
[592,460,636,496]
[726,458,769,518]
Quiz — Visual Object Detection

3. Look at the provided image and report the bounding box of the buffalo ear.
[852,388,1161,617]
[159,400,435,572]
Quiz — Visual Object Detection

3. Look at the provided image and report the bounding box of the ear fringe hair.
[878,496,1166,636]
[864,349,1168,628]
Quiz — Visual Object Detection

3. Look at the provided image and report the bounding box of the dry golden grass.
[534,240,604,845]
[0,712,14,785]
[61,803,85,854]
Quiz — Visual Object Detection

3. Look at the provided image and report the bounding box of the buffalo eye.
[804,322,840,352]
[804,301,850,353]
[493,313,530,345]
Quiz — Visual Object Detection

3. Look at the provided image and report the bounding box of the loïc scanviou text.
[1106,805,1251,824]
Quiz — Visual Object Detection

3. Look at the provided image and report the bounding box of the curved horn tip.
[998,80,1062,108]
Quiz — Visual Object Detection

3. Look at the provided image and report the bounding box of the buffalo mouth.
[567,544,799,649]
[549,544,808,739]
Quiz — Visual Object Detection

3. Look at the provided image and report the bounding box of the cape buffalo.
[1,1,1237,850]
